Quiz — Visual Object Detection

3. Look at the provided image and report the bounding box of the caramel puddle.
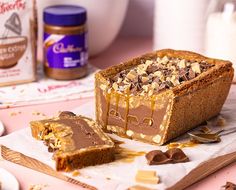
[167,141,198,149]
[112,138,146,163]
[189,133,221,143]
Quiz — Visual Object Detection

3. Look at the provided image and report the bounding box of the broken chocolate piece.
[188,68,196,79]
[223,182,236,190]
[146,64,159,74]
[145,148,189,165]
[145,150,171,165]
[165,148,189,163]
[30,113,115,171]
[179,68,188,82]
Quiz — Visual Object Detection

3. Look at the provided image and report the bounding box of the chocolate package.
[0,0,37,86]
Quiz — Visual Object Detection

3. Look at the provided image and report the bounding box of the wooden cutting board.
[1,145,236,190]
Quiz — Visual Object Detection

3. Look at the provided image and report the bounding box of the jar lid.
[43,5,86,26]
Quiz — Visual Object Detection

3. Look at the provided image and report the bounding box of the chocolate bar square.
[30,111,115,171]
[95,49,234,145]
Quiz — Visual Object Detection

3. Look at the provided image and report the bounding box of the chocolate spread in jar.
[43,5,88,80]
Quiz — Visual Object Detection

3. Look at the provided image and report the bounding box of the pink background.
[1,1,236,189]
[1,37,236,189]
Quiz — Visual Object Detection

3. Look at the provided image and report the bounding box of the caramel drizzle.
[105,91,157,134]
[105,92,111,127]
[124,94,130,134]
[115,93,120,116]
[105,91,130,135]
[112,138,146,163]
[150,97,156,126]
[167,141,198,149]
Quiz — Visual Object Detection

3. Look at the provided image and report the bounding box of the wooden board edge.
[168,151,236,190]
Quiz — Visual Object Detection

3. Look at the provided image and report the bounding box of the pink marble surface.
[0,37,235,190]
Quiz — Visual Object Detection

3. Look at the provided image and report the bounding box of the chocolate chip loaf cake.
[95,49,234,145]
[30,111,115,171]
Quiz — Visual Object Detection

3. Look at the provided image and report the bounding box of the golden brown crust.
[95,49,234,95]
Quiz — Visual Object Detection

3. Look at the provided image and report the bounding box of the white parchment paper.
[0,66,96,109]
[0,85,236,190]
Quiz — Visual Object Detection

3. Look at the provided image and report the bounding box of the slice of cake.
[95,49,234,145]
[30,111,115,171]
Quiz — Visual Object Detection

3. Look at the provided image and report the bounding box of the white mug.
[153,0,211,54]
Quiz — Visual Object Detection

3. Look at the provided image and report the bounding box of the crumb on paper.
[29,184,48,190]
[10,111,22,116]
[32,111,47,117]
[106,177,111,180]
[10,112,17,116]
[83,175,91,179]
[199,126,211,133]
[167,141,197,149]
[135,170,159,184]
[72,170,80,177]
[222,181,236,190]
[216,116,226,127]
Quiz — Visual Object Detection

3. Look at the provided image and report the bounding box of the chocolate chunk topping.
[188,68,196,79]
[108,56,213,96]
[145,148,189,165]
[223,182,236,190]
[146,64,159,74]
